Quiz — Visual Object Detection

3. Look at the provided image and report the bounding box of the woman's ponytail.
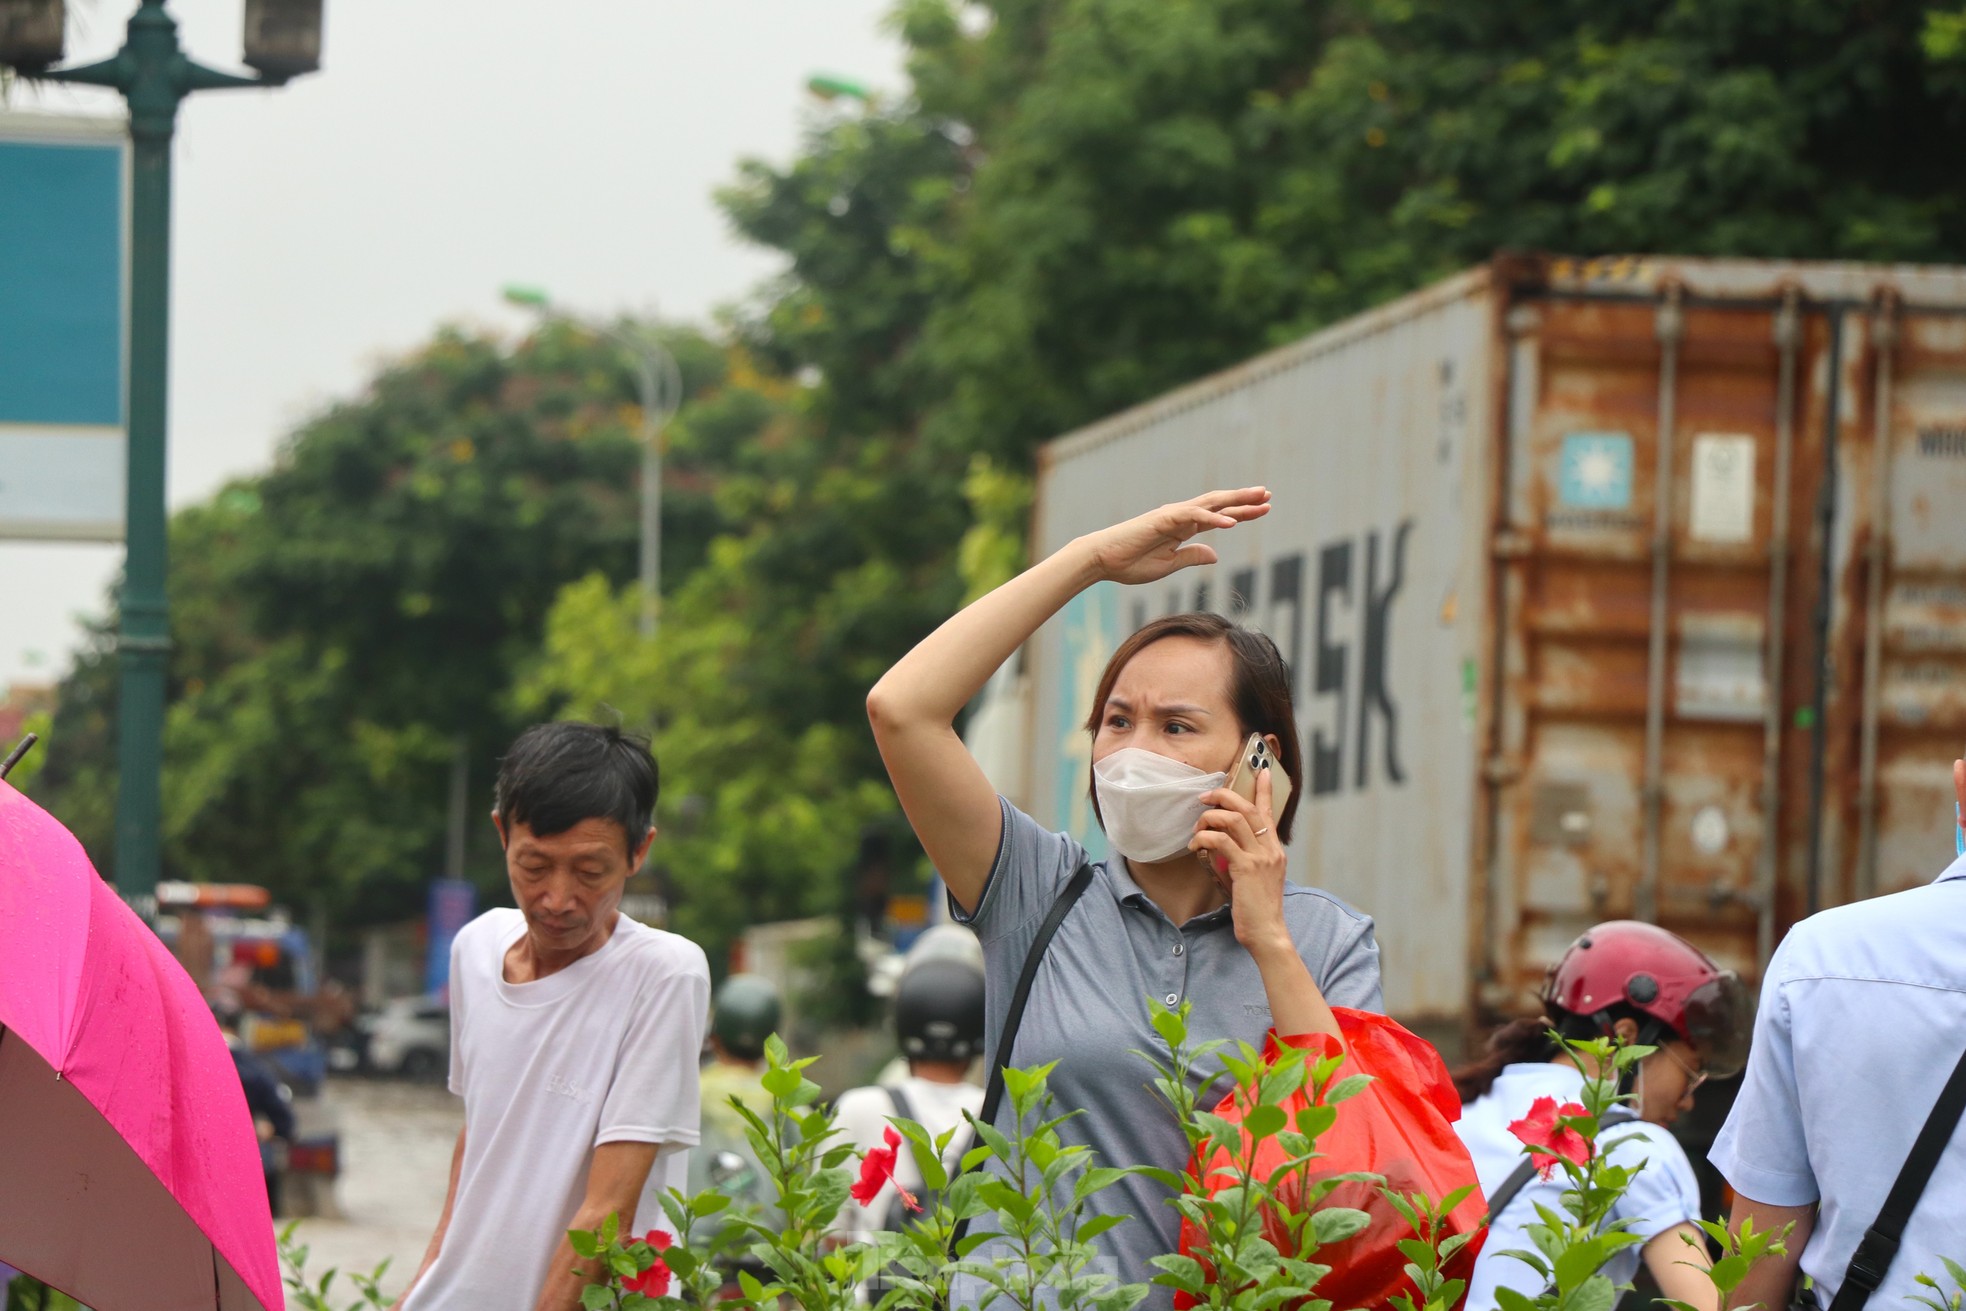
[1449,1016,1562,1103]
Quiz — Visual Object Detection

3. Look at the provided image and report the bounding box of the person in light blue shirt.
[1711,752,1966,1310]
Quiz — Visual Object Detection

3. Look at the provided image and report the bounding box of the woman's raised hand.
[1083,488,1272,586]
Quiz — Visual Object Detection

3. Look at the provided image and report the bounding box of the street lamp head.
[806,73,872,104]
[242,0,322,81]
[503,284,552,312]
[0,0,65,73]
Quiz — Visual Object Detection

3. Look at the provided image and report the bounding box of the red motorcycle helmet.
[1541,920,1751,1078]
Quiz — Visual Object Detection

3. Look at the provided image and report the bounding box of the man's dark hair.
[494,722,659,852]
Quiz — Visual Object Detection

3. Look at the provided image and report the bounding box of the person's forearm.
[1724,1196,1814,1311]
[868,538,1099,729]
[531,1234,606,1311]
[532,1205,635,1311]
[1646,1223,1718,1311]
[1250,941,1340,1042]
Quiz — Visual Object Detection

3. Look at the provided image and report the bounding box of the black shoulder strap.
[1484,1106,1640,1223]
[947,861,1094,1248]
[884,1081,917,1126]
[1483,1156,1542,1224]
[976,861,1095,1135]
[1826,1044,1966,1311]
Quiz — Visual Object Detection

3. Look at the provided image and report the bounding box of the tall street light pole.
[504,287,683,639]
[1,0,324,902]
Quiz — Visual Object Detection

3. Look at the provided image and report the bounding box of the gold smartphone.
[1224,732,1293,824]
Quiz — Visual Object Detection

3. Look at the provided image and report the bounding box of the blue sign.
[0,120,125,427]
[425,878,477,1002]
[1558,431,1635,510]
[0,114,128,542]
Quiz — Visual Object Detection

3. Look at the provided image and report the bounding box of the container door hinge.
[1492,530,1533,560]
[1483,755,1523,786]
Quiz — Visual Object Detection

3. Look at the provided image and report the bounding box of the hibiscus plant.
[1486,1035,1658,1311]
[277,1221,391,1311]
[533,1021,1810,1311]
[931,1058,1147,1311]
[1131,999,1379,1310]
[1489,1035,1798,1311]
[566,1193,740,1310]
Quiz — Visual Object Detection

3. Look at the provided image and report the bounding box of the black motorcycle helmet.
[894,957,986,1064]
[712,973,782,1062]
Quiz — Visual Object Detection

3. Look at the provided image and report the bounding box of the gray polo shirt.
[950,798,1382,1308]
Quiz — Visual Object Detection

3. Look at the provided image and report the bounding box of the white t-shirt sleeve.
[1604,1120,1702,1241]
[595,950,711,1152]
[1710,951,1819,1207]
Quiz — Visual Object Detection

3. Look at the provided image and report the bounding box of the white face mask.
[1093,747,1228,864]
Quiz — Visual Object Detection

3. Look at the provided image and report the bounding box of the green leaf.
[1242,1104,1288,1141]
[1497,1247,1552,1280]
[1494,1286,1542,1311]
[1151,1002,1189,1047]
[580,1285,614,1311]
[1564,1274,1618,1311]
[1074,1166,1134,1204]
[569,1229,601,1259]
[1078,1212,1131,1243]
[1709,1253,1753,1292]
[1311,1207,1372,1246]
[1323,1073,1373,1104]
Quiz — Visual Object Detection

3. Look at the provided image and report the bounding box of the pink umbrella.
[0,779,282,1311]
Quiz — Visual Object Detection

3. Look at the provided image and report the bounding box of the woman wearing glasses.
[1450,922,1752,1311]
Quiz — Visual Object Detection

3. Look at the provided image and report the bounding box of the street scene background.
[5,0,1966,1307]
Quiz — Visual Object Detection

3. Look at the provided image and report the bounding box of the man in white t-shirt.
[832,954,986,1249]
[396,723,711,1311]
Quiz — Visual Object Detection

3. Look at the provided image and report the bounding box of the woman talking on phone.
[866,487,1381,1300]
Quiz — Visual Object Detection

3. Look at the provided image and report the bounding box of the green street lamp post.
[0,0,323,902]
[504,286,684,640]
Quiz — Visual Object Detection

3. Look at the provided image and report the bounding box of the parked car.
[360,995,451,1080]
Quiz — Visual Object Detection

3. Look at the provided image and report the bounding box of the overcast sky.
[3,0,902,687]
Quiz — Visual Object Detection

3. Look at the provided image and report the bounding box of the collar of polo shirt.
[1106,859,1236,928]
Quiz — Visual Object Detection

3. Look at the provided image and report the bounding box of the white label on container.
[1690,434,1755,543]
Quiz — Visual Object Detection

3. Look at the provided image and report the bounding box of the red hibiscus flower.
[851,1125,921,1213]
[1508,1096,1593,1179]
[622,1229,673,1298]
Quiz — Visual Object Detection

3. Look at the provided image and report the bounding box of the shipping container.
[981,254,1966,1045]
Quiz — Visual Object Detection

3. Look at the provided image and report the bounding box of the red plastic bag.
[1176,1008,1487,1311]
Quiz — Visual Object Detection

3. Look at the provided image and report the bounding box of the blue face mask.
[1957,803,1964,858]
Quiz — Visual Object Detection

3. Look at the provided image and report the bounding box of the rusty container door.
[1820,292,1966,911]
[1483,259,1966,1017]
[1482,276,1816,1011]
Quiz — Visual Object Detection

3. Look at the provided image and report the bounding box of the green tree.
[898,0,1966,464]
[31,322,735,925]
